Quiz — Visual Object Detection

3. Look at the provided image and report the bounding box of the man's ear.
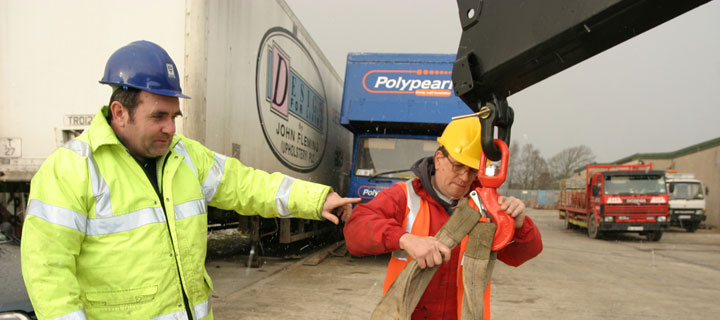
[110,101,127,127]
[433,150,444,167]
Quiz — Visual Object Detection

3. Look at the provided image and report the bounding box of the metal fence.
[498,188,560,209]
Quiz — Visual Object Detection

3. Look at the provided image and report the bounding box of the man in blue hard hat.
[21,40,360,320]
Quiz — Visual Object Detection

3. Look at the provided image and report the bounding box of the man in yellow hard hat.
[344,117,542,319]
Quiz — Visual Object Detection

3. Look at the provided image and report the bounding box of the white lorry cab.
[665,171,708,232]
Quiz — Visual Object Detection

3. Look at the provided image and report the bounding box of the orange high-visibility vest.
[383,180,492,319]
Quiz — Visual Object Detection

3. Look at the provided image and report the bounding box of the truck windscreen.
[355,137,439,179]
[604,175,666,196]
[668,182,704,200]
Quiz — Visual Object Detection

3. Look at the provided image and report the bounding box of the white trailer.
[0,0,352,244]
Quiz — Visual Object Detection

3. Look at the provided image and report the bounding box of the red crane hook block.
[472,139,515,251]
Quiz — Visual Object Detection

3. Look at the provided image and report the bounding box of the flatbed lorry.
[559,164,669,241]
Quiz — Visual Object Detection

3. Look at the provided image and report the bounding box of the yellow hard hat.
[437,117,483,170]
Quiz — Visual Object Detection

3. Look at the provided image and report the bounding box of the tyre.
[685,223,698,233]
[588,214,602,239]
[564,211,573,229]
[646,230,663,242]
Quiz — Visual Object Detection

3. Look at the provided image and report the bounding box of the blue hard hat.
[99,40,190,99]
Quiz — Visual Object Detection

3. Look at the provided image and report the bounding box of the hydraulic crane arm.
[452,0,711,160]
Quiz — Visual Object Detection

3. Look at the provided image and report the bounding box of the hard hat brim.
[99,81,191,99]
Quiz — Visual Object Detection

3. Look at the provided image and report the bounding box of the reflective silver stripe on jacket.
[63,140,112,219]
[194,299,210,319]
[391,180,422,262]
[146,300,209,320]
[173,141,198,177]
[391,250,409,261]
[27,199,87,233]
[28,198,168,236]
[405,180,421,234]
[51,309,87,320]
[275,176,295,218]
[174,199,207,220]
[202,153,226,203]
[86,207,166,236]
[148,310,189,320]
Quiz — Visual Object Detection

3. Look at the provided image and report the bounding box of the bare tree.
[507,142,520,189]
[537,171,555,190]
[512,143,550,189]
[549,145,596,182]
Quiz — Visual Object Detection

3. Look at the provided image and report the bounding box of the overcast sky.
[285,0,720,163]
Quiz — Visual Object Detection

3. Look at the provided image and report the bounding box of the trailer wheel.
[588,214,602,239]
[685,223,698,233]
[646,231,663,241]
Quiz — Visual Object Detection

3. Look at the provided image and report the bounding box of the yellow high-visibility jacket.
[21,106,331,320]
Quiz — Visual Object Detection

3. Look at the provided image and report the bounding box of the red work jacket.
[344,178,543,319]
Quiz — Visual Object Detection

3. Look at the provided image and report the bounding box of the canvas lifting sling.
[370,199,497,320]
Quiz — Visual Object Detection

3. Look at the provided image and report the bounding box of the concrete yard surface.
[207,251,386,319]
[208,208,720,319]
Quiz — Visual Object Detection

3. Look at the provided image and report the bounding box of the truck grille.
[671,210,695,214]
[605,204,666,215]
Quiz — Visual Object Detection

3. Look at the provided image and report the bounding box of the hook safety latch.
[468,190,487,219]
[467,138,515,251]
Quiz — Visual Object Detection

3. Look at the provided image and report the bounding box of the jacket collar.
[411,156,455,212]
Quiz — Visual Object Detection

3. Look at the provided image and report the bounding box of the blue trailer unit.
[341,53,471,202]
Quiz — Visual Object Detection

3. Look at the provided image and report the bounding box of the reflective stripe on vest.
[147,299,209,320]
[64,140,112,218]
[390,180,424,262]
[202,153,226,203]
[274,176,296,218]
[28,140,210,235]
[175,199,208,220]
[147,300,209,320]
[27,199,87,234]
[404,180,423,236]
[147,310,187,320]
[173,141,198,177]
[383,180,430,294]
[51,309,87,320]
[194,299,211,319]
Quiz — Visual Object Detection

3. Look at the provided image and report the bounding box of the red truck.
[559,164,669,241]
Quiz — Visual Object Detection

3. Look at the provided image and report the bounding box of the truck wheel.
[685,223,698,233]
[646,231,663,241]
[588,214,602,239]
[564,211,573,229]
